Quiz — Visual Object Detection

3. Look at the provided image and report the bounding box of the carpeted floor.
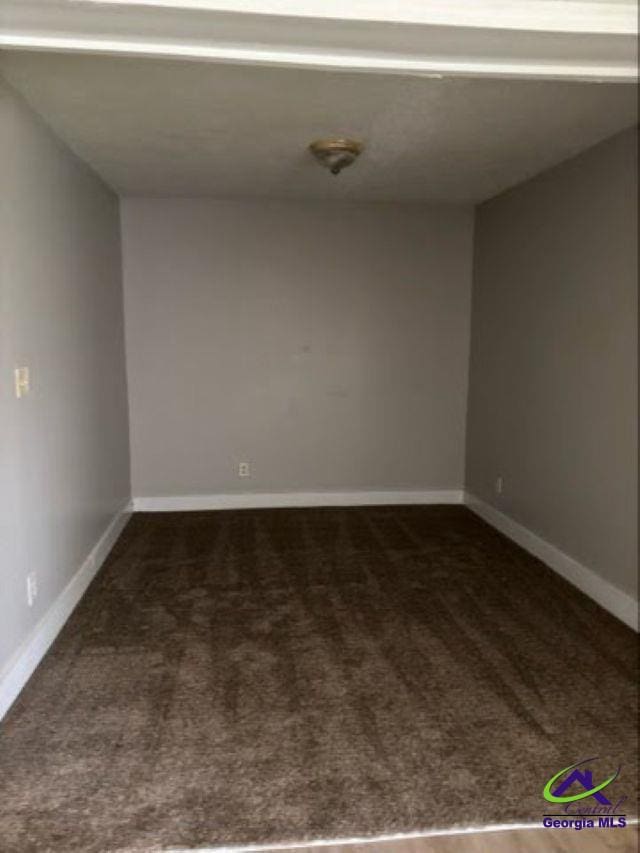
[0,506,637,852]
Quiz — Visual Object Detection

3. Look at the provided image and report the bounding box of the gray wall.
[0,81,130,676]
[466,127,638,597]
[122,199,473,497]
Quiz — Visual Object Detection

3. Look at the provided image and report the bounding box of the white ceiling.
[1,50,637,202]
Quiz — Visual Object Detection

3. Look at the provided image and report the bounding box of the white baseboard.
[465,492,638,632]
[0,501,132,722]
[133,489,464,512]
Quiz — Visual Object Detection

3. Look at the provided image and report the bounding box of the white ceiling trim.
[0,0,637,81]
[70,0,640,34]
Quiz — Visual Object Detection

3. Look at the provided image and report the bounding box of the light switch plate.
[26,572,38,607]
[14,366,30,398]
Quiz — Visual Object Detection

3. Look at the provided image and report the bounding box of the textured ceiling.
[1,51,637,202]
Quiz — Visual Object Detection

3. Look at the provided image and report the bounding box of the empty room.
[0,2,638,852]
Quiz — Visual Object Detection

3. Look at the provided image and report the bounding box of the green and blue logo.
[542,758,627,831]
[543,757,619,805]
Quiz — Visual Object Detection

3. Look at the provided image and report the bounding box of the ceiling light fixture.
[309,137,364,175]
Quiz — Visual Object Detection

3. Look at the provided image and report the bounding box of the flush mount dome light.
[309,138,364,175]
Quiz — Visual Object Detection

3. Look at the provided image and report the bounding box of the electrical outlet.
[26,572,38,607]
[238,462,251,478]
[495,476,503,495]
[14,366,30,399]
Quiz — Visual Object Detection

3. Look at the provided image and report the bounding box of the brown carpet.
[0,506,637,852]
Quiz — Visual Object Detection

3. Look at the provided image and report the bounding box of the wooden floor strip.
[267,826,638,852]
